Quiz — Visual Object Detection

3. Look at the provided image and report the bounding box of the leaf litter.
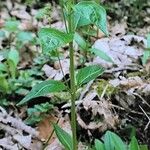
[0,0,150,149]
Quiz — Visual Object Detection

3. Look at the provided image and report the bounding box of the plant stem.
[68,0,77,150]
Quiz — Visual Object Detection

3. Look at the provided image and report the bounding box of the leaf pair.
[17,65,104,105]
[39,2,108,54]
[73,1,108,35]
[95,131,148,150]
[52,128,148,150]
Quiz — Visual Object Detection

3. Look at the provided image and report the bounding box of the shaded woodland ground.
[0,0,150,149]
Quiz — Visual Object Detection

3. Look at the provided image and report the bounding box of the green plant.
[17,0,109,149]
[94,131,148,150]
[25,102,54,125]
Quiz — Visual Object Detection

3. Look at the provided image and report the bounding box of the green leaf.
[17,80,66,106]
[53,124,73,150]
[147,34,150,48]
[7,59,16,78]
[90,48,113,63]
[7,49,19,78]
[76,65,105,86]
[74,32,87,50]
[0,75,9,93]
[142,34,150,65]
[73,1,108,35]
[35,5,51,19]
[38,28,73,54]
[17,31,33,42]
[8,49,19,67]
[104,131,126,150]
[95,139,104,150]
[129,136,140,150]
[25,102,54,125]
[4,20,20,32]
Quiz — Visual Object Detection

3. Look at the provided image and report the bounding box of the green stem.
[60,0,69,33]
[68,0,77,150]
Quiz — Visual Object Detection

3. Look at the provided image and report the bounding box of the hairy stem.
[68,0,77,150]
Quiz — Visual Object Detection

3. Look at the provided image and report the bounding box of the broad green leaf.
[142,34,150,65]
[76,65,105,86]
[90,48,113,63]
[4,20,20,32]
[8,49,19,67]
[95,139,104,150]
[0,75,9,93]
[104,131,126,150]
[53,124,73,150]
[17,31,33,42]
[17,80,66,106]
[142,50,150,65]
[38,28,73,53]
[129,136,140,150]
[73,1,108,35]
[74,32,87,50]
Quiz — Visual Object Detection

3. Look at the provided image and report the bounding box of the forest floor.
[0,0,150,149]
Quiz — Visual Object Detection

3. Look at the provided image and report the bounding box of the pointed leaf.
[73,1,108,35]
[142,34,150,65]
[53,124,73,150]
[129,136,140,150]
[17,80,66,106]
[76,65,105,86]
[90,48,113,63]
[104,131,126,150]
[8,49,19,67]
[38,28,73,54]
[74,32,87,50]
[95,139,104,150]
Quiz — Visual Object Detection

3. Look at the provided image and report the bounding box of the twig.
[105,65,141,73]
[133,92,150,108]
[139,105,150,130]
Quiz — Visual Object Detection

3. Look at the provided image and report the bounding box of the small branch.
[139,105,150,130]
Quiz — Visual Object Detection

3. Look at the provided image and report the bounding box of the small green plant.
[25,102,54,125]
[17,0,111,150]
[0,49,19,94]
[94,131,148,150]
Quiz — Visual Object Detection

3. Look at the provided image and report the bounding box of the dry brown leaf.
[78,91,119,132]
[111,21,127,36]
[13,134,31,149]
[93,35,146,68]
[11,10,31,20]
[37,115,58,143]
